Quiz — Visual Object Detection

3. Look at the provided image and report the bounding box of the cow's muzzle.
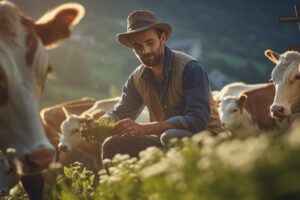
[270,105,286,119]
[20,147,55,174]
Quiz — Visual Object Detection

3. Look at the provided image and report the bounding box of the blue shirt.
[107,47,211,133]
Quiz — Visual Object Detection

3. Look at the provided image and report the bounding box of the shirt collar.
[141,46,173,80]
[162,46,173,80]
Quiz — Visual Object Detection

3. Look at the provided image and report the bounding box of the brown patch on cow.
[240,83,276,129]
[21,16,38,66]
[35,9,79,46]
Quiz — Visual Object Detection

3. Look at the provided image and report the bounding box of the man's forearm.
[144,121,176,135]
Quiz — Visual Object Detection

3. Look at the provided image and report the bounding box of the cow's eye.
[47,65,53,74]
[0,67,8,106]
[295,74,300,80]
[232,108,237,113]
[71,129,80,134]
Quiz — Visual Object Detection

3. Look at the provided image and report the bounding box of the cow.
[41,98,97,148]
[42,97,149,170]
[218,83,286,135]
[0,1,84,199]
[59,97,149,151]
[265,49,300,118]
[213,82,268,102]
[58,97,120,155]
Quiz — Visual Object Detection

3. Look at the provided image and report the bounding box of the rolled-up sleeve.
[166,61,210,133]
[105,74,145,121]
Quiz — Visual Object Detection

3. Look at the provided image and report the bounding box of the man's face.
[129,28,166,67]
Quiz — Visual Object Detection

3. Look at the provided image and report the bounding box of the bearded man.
[101,10,223,160]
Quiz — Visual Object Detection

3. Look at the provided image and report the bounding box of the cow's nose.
[271,105,284,118]
[20,146,55,174]
[58,144,68,152]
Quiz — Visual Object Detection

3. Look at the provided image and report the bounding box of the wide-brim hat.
[117,10,172,48]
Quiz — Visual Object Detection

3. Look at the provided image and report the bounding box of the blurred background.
[11,0,300,107]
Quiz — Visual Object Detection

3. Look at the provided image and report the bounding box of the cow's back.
[242,83,276,129]
[214,82,268,101]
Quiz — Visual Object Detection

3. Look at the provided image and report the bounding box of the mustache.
[142,53,155,58]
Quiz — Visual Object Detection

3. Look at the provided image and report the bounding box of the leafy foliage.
[80,117,116,143]
[45,128,300,200]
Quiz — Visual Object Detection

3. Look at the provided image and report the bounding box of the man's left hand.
[115,118,147,136]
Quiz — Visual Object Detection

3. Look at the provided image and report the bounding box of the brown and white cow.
[59,97,149,151]
[41,98,97,148]
[41,97,149,170]
[265,49,300,118]
[0,1,84,199]
[218,83,285,135]
[40,97,114,171]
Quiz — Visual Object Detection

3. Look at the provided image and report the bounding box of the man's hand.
[115,118,177,136]
[115,118,146,136]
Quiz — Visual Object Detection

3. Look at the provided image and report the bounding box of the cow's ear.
[264,49,280,64]
[34,3,85,48]
[237,94,247,107]
[62,106,71,117]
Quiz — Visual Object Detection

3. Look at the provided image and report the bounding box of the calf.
[265,49,300,118]
[41,98,97,147]
[58,97,149,170]
[0,1,84,199]
[219,83,281,135]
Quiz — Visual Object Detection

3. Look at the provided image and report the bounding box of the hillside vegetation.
[11,0,300,105]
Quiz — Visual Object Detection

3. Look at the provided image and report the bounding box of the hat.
[117,10,172,48]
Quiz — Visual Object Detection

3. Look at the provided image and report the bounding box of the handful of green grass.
[80,117,116,143]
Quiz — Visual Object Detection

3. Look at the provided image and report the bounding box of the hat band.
[128,21,155,31]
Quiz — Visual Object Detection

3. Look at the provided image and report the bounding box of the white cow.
[0,1,84,199]
[265,49,300,118]
[0,0,84,175]
[58,97,149,169]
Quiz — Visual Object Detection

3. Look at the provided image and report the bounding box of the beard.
[140,43,164,67]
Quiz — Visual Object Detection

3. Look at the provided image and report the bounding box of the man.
[101,10,223,160]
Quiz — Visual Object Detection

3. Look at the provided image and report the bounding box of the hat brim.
[117,23,172,48]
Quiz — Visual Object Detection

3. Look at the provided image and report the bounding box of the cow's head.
[59,107,89,152]
[0,1,84,174]
[218,95,252,131]
[265,49,300,118]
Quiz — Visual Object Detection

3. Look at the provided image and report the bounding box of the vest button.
[164,105,168,109]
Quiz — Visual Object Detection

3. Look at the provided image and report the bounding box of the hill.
[11,0,300,106]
